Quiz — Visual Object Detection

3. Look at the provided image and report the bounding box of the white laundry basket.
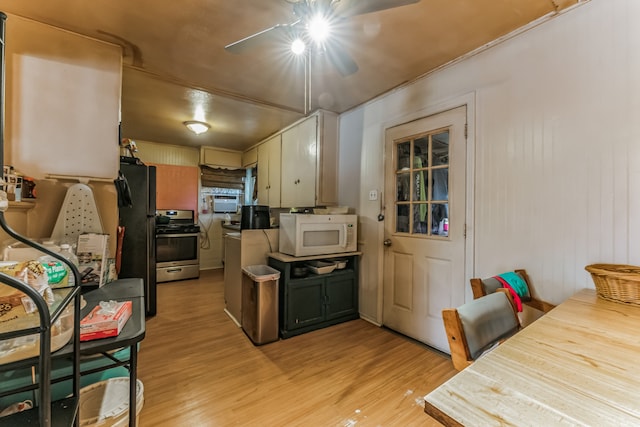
[79,377,144,427]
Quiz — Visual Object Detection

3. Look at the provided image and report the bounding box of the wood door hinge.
[463,224,467,238]
[464,124,468,139]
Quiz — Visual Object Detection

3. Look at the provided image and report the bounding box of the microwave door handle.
[340,224,348,248]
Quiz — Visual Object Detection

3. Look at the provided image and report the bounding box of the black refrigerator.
[118,162,157,316]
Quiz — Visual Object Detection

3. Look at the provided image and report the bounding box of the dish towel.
[493,272,529,312]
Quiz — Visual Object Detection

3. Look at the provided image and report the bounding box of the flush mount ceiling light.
[184,120,210,135]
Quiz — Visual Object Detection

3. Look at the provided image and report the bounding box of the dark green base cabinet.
[268,255,359,339]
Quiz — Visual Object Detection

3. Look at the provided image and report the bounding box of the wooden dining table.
[423,289,640,426]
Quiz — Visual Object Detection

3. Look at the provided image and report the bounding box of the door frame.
[376,92,477,322]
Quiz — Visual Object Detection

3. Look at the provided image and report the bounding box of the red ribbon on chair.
[493,276,523,312]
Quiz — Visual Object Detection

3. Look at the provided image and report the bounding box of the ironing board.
[51,183,104,244]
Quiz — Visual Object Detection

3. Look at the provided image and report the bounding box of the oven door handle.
[156,233,200,238]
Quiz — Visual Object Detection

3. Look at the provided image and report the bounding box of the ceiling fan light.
[308,14,331,43]
[184,120,210,135]
[291,38,306,55]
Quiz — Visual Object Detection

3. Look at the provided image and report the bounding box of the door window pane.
[396,204,409,233]
[432,168,448,201]
[431,203,449,236]
[397,141,411,171]
[415,137,428,168]
[413,204,428,234]
[432,132,449,166]
[397,173,410,202]
[413,171,428,202]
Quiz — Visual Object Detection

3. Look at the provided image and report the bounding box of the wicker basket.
[585,264,640,305]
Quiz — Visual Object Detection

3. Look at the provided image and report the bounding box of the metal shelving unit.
[0,11,82,427]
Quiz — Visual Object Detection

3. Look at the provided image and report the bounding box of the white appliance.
[279,214,357,257]
[213,194,239,213]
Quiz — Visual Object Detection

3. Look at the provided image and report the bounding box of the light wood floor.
[137,269,455,426]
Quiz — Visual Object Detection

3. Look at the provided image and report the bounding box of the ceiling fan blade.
[325,40,359,77]
[332,0,420,18]
[225,22,298,54]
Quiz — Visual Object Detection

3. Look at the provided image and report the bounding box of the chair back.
[442,290,520,371]
[470,269,555,313]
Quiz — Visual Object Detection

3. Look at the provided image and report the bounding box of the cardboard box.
[77,233,109,287]
[80,300,132,341]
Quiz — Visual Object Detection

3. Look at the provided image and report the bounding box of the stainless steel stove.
[155,209,200,283]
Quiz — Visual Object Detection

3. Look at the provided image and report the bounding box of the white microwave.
[279,213,357,257]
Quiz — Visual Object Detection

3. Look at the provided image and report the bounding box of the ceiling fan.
[224,0,421,77]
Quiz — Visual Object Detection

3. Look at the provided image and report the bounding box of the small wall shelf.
[44,174,113,184]
[7,200,36,211]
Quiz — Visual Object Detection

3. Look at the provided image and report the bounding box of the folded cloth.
[498,272,529,297]
[493,272,530,312]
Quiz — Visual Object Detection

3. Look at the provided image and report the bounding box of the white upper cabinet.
[281,116,317,207]
[242,146,258,168]
[249,110,338,208]
[257,134,281,207]
[280,110,338,208]
[315,111,338,207]
[200,147,242,169]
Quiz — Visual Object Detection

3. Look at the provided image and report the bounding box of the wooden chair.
[470,269,555,313]
[442,289,520,371]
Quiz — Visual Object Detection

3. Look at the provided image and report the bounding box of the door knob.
[383,239,392,247]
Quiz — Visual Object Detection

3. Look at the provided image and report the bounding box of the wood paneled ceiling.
[0,0,581,151]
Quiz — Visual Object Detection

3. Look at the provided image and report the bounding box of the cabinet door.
[201,146,242,168]
[281,116,317,207]
[242,146,257,168]
[316,111,339,206]
[155,164,199,215]
[257,135,281,207]
[268,135,282,207]
[223,235,242,324]
[287,277,324,330]
[257,142,270,206]
[325,273,357,321]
